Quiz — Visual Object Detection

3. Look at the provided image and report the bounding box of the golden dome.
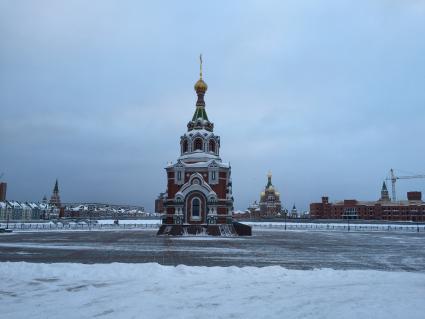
[194,78,208,93]
[195,54,208,93]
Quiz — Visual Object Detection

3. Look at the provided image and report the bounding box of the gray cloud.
[0,0,424,211]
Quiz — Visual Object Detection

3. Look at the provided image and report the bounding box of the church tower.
[49,179,62,208]
[259,171,282,217]
[158,56,238,235]
[379,181,390,202]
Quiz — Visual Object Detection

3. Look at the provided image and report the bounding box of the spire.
[266,171,273,188]
[200,53,203,79]
[382,181,387,191]
[188,55,213,132]
[194,54,208,109]
[50,179,61,207]
[53,179,59,193]
[380,181,390,201]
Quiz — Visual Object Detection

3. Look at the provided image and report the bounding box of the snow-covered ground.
[0,262,424,319]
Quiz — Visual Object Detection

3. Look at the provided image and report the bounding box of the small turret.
[266,171,273,189]
[49,179,62,208]
[187,54,214,132]
[380,181,390,201]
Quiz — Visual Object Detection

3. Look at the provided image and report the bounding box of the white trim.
[176,173,217,200]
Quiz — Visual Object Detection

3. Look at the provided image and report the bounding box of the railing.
[0,223,161,231]
[1,222,424,232]
[247,223,425,232]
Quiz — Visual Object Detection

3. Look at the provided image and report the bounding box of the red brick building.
[154,192,165,214]
[0,182,7,201]
[310,182,425,221]
[160,60,233,227]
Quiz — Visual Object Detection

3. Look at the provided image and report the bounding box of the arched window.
[209,140,216,153]
[182,140,188,153]
[192,198,200,217]
[194,138,203,151]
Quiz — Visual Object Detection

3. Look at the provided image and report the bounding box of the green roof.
[266,177,272,188]
[192,106,209,121]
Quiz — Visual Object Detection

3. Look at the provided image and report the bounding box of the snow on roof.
[176,152,222,163]
[20,202,30,209]
[9,201,22,208]
[27,203,40,209]
[168,158,229,169]
[183,128,216,138]
[38,203,49,209]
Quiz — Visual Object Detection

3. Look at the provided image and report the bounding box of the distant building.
[20,202,32,220]
[310,182,425,221]
[259,172,282,217]
[246,200,260,217]
[0,201,11,220]
[49,179,61,208]
[290,204,298,218]
[0,182,6,201]
[0,200,60,221]
[155,192,165,214]
[61,203,151,219]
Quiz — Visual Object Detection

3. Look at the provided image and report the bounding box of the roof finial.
[194,54,208,95]
[199,54,203,79]
[266,171,273,188]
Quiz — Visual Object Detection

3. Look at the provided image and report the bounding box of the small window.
[194,138,203,151]
[182,140,188,153]
[192,198,200,217]
[209,140,216,153]
[177,171,182,181]
[212,171,216,180]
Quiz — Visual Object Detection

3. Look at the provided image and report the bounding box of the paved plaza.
[0,229,424,271]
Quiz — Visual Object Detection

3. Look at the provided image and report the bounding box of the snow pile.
[1,262,424,319]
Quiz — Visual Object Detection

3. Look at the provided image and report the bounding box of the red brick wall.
[310,197,425,221]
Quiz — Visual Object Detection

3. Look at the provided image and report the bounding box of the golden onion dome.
[194,78,208,93]
[195,54,208,93]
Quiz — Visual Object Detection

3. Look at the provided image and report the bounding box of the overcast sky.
[1,0,424,211]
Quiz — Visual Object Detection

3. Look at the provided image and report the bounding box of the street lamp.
[347,215,350,232]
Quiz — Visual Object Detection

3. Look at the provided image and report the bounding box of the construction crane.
[386,168,425,201]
